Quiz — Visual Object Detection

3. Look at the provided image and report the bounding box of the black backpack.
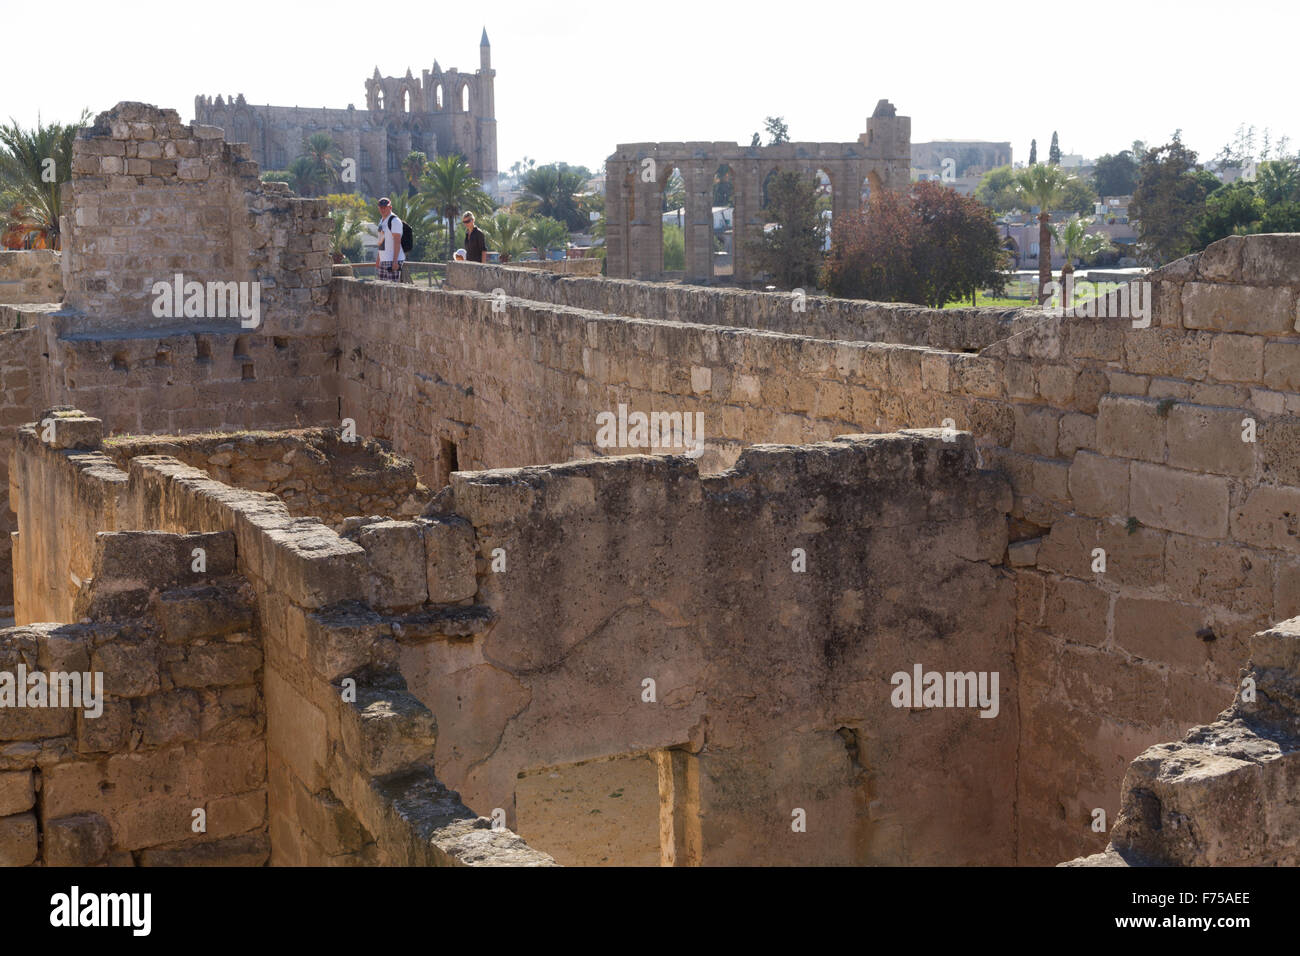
[384,215,414,254]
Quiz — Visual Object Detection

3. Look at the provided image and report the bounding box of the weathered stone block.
[339,686,436,777]
[1210,334,1264,383]
[1057,412,1095,458]
[1232,484,1300,552]
[1182,282,1293,334]
[422,517,477,604]
[1240,234,1300,285]
[0,771,34,816]
[1261,415,1300,486]
[1095,396,1166,462]
[1041,574,1108,646]
[42,413,102,450]
[1166,534,1271,616]
[1130,462,1229,538]
[155,583,254,644]
[357,520,428,613]
[137,832,270,866]
[1012,404,1059,457]
[1263,341,1300,392]
[44,812,112,866]
[305,607,396,683]
[265,671,327,789]
[90,640,160,698]
[1068,451,1129,517]
[1165,403,1256,477]
[170,643,262,689]
[0,812,37,866]
[1036,365,1076,405]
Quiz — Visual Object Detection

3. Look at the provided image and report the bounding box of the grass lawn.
[941,282,1123,310]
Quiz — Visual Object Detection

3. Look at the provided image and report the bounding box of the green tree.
[554,162,593,181]
[401,151,427,197]
[974,165,1021,213]
[713,166,734,207]
[745,170,825,289]
[1260,201,1300,232]
[421,154,494,259]
[1060,175,1100,216]
[0,110,88,249]
[518,164,587,231]
[1256,159,1300,206]
[1014,164,1078,302]
[662,223,685,271]
[526,216,569,259]
[481,210,531,261]
[301,133,342,194]
[1195,180,1264,247]
[1049,131,1061,166]
[265,156,324,196]
[823,180,1007,306]
[764,116,789,145]
[328,209,365,263]
[324,193,371,223]
[1129,139,1216,266]
[578,189,603,232]
[1028,139,1037,165]
[1092,151,1137,197]
[1052,216,1112,284]
[325,193,373,263]
[663,168,685,219]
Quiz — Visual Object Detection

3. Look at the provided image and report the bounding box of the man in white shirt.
[374,197,405,282]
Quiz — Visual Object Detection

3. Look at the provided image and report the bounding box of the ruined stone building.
[1,101,1300,867]
[604,100,911,283]
[194,30,498,198]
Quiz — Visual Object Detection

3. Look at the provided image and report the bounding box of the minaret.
[477,27,497,197]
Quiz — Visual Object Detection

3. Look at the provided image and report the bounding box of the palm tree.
[518,165,586,231]
[0,111,88,249]
[526,216,569,260]
[301,133,341,194]
[1014,164,1078,303]
[288,156,323,196]
[420,154,494,259]
[481,210,530,262]
[401,151,427,197]
[329,209,365,263]
[1257,159,1300,206]
[1051,216,1112,300]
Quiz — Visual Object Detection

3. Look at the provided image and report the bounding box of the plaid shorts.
[377,261,402,282]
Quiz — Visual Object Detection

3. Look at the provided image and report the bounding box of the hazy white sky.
[4,0,1296,175]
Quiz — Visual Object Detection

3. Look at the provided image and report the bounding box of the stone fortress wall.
[0,251,62,306]
[349,234,1300,864]
[3,101,1300,865]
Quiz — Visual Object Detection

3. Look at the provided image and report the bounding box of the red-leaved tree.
[823,180,1008,306]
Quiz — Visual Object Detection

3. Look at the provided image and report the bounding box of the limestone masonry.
[2,101,1300,865]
